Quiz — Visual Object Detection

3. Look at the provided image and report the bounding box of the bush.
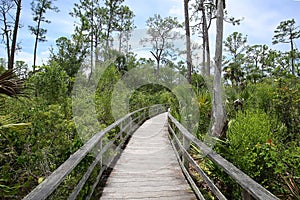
[214,109,300,198]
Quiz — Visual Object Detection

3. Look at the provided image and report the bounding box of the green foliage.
[272,19,300,75]
[29,0,59,70]
[190,74,212,138]
[0,95,81,198]
[223,32,247,87]
[140,14,182,73]
[272,77,300,143]
[29,63,69,105]
[49,36,87,79]
[227,110,274,168]
[29,0,59,43]
[212,106,299,198]
[95,64,121,125]
[273,19,300,44]
[129,84,177,112]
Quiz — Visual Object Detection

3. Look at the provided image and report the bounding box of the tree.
[0,0,22,70]
[114,5,135,53]
[191,0,215,76]
[103,0,125,48]
[70,0,134,72]
[49,36,87,78]
[211,0,226,137]
[244,44,269,83]
[223,31,247,87]
[71,0,102,77]
[184,0,192,83]
[49,35,88,93]
[140,14,182,75]
[29,0,59,71]
[272,19,300,75]
[191,0,240,76]
[30,63,69,104]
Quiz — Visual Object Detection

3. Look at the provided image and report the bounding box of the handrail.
[168,113,279,200]
[23,105,166,200]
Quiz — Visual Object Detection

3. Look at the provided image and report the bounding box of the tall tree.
[0,0,22,69]
[70,0,134,67]
[103,0,124,48]
[191,0,215,76]
[211,0,226,137]
[49,36,87,78]
[140,14,182,75]
[29,0,59,71]
[223,31,247,87]
[272,19,300,75]
[184,0,192,83]
[244,44,269,83]
[71,0,102,77]
[191,0,240,76]
[114,5,135,53]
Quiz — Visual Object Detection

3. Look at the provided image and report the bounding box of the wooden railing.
[168,113,279,200]
[23,105,166,200]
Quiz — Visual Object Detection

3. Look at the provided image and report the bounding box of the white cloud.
[15,51,34,67]
[167,0,184,20]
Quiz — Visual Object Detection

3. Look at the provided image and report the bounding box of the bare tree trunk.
[290,39,295,75]
[205,26,211,76]
[150,49,162,76]
[33,10,42,72]
[118,32,122,53]
[202,17,206,75]
[8,0,21,70]
[184,0,192,83]
[33,34,38,71]
[201,2,210,76]
[2,12,11,68]
[211,0,226,137]
[90,4,94,78]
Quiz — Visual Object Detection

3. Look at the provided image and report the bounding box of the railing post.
[182,135,191,169]
[143,109,146,121]
[99,138,103,167]
[120,121,123,140]
[242,189,252,200]
[129,117,132,133]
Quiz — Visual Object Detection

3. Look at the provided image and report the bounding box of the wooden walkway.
[100,113,196,199]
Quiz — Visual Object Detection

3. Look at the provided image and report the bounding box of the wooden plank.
[101,190,195,199]
[168,114,279,200]
[100,113,196,199]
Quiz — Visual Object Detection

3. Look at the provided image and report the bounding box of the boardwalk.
[100,113,196,199]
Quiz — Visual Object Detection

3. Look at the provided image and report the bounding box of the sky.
[1,0,300,67]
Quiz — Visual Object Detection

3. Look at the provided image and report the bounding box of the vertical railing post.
[120,121,123,141]
[242,189,252,200]
[129,117,132,134]
[99,138,103,168]
[182,134,191,169]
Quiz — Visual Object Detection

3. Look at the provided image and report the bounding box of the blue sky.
[1,0,300,67]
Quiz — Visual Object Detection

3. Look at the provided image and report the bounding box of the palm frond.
[0,69,26,97]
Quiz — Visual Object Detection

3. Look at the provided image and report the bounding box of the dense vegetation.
[0,0,299,199]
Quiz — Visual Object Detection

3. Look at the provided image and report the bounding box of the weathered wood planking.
[100,113,196,200]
